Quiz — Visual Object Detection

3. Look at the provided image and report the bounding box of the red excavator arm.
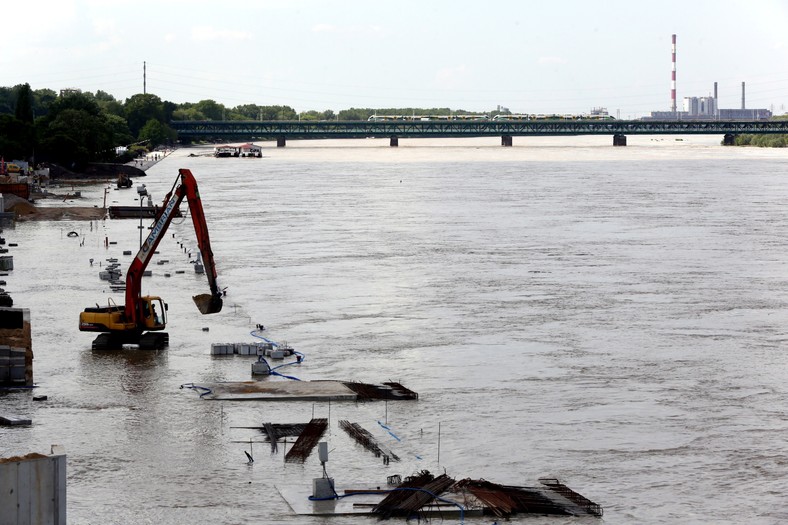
[125,168,223,324]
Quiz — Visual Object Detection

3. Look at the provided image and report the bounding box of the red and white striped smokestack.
[671,34,677,112]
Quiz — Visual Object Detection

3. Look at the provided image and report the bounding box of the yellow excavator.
[79,168,223,350]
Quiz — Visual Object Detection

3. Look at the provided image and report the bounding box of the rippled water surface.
[2,136,787,524]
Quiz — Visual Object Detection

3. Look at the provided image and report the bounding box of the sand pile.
[2,193,106,221]
[3,194,36,214]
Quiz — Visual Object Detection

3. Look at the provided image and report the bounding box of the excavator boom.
[80,168,222,350]
[125,168,223,323]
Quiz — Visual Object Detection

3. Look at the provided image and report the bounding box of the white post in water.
[437,422,441,466]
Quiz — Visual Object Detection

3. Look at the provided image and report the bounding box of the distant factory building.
[683,96,716,117]
[644,35,772,121]
[645,83,771,121]
[718,108,772,120]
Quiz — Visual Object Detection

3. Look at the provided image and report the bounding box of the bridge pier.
[501,135,513,147]
[613,134,627,146]
[723,133,736,146]
[277,136,286,148]
[390,136,399,147]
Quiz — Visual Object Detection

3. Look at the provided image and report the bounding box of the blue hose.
[249,329,279,347]
[249,329,305,380]
[270,370,301,381]
[179,382,213,398]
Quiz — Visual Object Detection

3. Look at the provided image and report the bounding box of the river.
[1,135,787,524]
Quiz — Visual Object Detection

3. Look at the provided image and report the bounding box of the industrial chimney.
[671,34,677,112]
[741,81,745,110]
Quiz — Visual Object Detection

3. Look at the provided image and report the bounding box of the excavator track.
[139,332,169,350]
[92,332,169,351]
[91,334,114,351]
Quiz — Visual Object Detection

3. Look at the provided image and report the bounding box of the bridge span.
[170,119,788,147]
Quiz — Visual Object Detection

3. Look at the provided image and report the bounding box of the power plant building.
[645,35,772,121]
[683,96,716,117]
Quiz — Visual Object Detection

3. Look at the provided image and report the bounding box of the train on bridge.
[368,109,614,122]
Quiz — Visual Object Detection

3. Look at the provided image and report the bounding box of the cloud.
[191,26,253,41]
[538,56,567,65]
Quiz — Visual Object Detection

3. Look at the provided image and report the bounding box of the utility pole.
[143,61,147,95]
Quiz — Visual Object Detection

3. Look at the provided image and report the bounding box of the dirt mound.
[15,206,107,221]
[0,453,48,463]
[3,193,36,214]
[2,193,106,221]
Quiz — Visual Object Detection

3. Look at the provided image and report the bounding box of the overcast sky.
[2,0,787,117]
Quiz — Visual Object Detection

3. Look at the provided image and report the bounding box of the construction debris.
[373,471,457,519]
[338,420,399,462]
[261,422,308,453]
[284,418,328,463]
[181,380,418,402]
[277,469,603,519]
[340,381,418,401]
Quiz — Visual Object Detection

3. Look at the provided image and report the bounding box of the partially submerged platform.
[183,380,418,401]
[107,205,182,219]
[278,470,602,519]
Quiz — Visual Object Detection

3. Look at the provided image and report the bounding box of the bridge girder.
[170,119,788,139]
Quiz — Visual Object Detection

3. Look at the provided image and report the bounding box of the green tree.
[193,99,225,120]
[38,105,114,167]
[270,105,297,120]
[94,91,124,117]
[232,104,262,119]
[338,108,371,120]
[0,114,29,159]
[47,91,102,118]
[14,83,34,123]
[124,93,164,137]
[138,118,174,148]
[0,87,14,115]
[32,88,57,118]
[172,107,206,120]
[105,113,135,147]
[299,110,321,121]
[162,100,177,123]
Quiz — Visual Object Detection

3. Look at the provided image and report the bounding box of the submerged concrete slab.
[0,414,32,426]
[191,380,359,401]
[277,483,479,518]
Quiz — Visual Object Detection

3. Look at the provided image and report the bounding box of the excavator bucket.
[193,293,223,314]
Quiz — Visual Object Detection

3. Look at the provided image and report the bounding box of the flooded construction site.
[1,136,787,524]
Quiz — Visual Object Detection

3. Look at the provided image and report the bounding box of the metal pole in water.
[437,422,441,466]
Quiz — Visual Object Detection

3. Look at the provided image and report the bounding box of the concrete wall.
[0,448,66,525]
[0,308,32,386]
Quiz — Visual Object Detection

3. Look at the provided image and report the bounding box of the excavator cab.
[140,296,167,331]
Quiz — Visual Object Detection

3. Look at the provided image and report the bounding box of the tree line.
[0,83,496,170]
[732,115,788,147]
